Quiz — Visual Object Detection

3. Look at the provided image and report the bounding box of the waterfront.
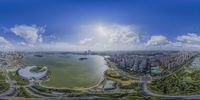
[22,54,108,88]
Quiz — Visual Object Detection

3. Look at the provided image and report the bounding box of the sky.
[1,0,200,51]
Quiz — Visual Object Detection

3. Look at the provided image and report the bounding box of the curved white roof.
[17,66,47,80]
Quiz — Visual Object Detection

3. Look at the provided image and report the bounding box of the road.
[0,61,16,97]
[0,96,105,100]
[1,57,199,99]
[140,56,200,99]
[108,58,200,99]
[141,78,200,99]
[15,57,200,99]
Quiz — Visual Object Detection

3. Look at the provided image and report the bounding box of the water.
[22,53,108,88]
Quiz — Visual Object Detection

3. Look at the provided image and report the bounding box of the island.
[79,57,88,60]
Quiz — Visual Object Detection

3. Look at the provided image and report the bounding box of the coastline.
[37,55,110,91]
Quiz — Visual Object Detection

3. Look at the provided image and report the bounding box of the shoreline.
[39,72,106,90]
[37,55,110,91]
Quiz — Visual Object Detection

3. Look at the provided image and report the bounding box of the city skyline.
[0,0,200,51]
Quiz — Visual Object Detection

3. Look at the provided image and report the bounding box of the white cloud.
[146,35,170,46]
[169,42,200,51]
[80,23,140,50]
[79,38,93,45]
[96,24,140,44]
[18,42,86,51]
[177,33,200,43]
[18,42,26,46]
[3,23,200,51]
[38,34,43,42]
[10,25,45,43]
[0,36,12,49]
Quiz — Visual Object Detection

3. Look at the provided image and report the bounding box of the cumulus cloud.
[80,24,140,50]
[79,38,93,45]
[146,35,170,46]
[10,25,45,43]
[17,42,26,46]
[3,23,200,51]
[0,36,12,49]
[20,42,87,51]
[177,33,200,43]
[97,24,140,44]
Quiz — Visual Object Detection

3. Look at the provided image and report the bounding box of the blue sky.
[0,0,200,51]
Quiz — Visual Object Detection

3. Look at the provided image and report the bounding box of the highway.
[1,57,200,99]
[108,58,200,99]
[141,78,200,99]
[0,61,16,97]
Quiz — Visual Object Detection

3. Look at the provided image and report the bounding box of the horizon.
[0,0,200,51]
[1,1,200,98]
[1,49,198,53]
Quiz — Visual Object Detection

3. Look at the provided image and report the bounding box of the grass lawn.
[150,68,200,95]
[151,69,161,73]
[106,69,121,78]
[106,69,139,89]
[0,72,9,92]
[118,81,140,89]
[0,82,9,92]
[0,72,5,81]
[30,66,44,72]
[17,87,36,98]
[10,72,29,86]
[32,85,51,93]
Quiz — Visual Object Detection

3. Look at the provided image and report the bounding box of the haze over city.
[0,0,200,51]
[1,0,200,100]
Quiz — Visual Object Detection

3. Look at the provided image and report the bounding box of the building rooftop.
[17,66,48,80]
